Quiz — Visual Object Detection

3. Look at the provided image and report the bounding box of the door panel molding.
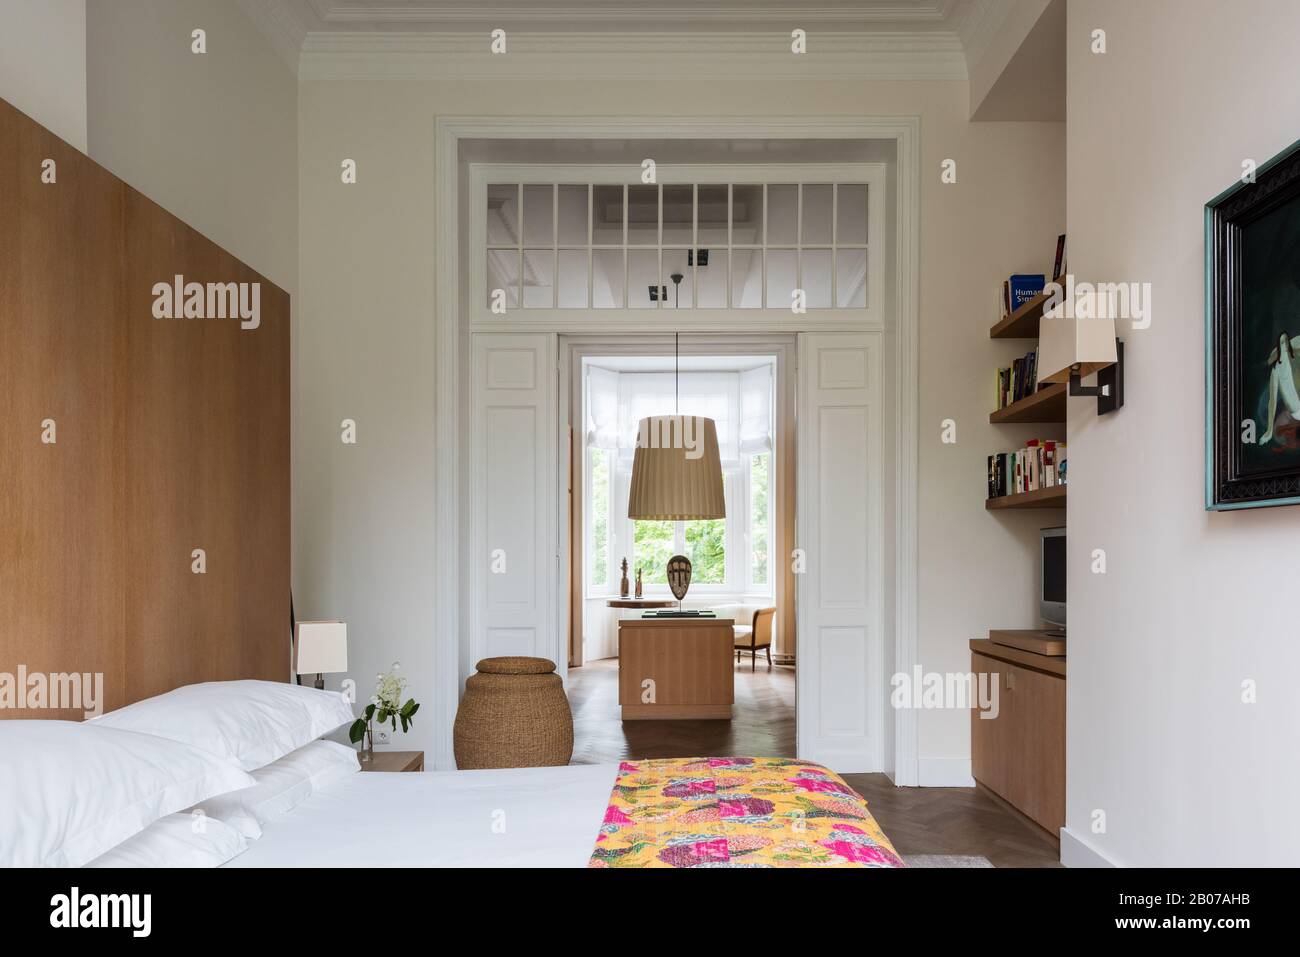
[469,333,559,675]
[797,332,883,772]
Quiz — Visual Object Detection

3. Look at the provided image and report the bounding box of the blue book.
[1008,273,1045,311]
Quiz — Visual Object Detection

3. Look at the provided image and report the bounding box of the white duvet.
[224,763,618,868]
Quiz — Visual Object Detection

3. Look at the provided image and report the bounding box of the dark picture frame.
[1206,138,1300,509]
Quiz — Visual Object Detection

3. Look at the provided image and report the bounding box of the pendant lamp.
[626,333,726,521]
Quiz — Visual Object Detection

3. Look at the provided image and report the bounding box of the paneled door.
[469,333,561,675]
[796,332,883,771]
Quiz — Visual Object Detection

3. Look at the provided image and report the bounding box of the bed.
[1,681,902,869]
[228,756,903,869]
[225,763,617,868]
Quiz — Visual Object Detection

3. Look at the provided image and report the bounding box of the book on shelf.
[993,346,1040,411]
[1052,234,1067,281]
[986,439,1067,499]
[1008,273,1045,311]
[994,273,1049,325]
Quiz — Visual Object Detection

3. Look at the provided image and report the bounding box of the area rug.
[902,854,994,868]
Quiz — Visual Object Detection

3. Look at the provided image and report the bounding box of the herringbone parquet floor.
[567,657,1061,867]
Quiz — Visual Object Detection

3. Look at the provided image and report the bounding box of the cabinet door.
[971,652,1013,797]
[1005,662,1065,833]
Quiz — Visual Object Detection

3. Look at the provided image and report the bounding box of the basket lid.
[474,656,557,675]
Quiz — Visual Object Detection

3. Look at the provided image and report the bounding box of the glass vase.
[359,723,374,763]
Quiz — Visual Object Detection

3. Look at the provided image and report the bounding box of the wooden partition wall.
[0,98,290,718]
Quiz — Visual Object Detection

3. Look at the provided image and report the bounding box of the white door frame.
[434,116,920,783]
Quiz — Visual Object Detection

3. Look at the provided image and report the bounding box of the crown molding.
[298,30,968,80]
[233,0,308,74]
[954,0,1012,73]
[307,0,954,27]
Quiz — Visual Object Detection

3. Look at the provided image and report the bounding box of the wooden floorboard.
[569,657,795,763]
[841,774,1061,868]
[567,658,1061,868]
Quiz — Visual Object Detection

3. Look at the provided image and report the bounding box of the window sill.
[584,592,775,604]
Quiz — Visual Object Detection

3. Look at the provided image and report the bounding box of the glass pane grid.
[486,179,867,310]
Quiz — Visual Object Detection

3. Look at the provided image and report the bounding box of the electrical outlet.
[374,728,392,747]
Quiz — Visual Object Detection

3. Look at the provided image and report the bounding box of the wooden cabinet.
[971,640,1065,836]
[618,617,735,719]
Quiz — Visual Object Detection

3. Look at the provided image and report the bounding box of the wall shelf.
[989,282,1057,339]
[989,381,1066,424]
[985,484,1066,510]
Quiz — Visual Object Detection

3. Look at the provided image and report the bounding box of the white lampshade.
[294,621,348,675]
[627,415,726,521]
[1038,314,1118,384]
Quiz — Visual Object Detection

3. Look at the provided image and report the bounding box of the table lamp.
[294,621,348,690]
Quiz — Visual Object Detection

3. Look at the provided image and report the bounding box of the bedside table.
[358,750,424,772]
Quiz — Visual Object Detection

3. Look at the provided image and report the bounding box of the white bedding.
[224,763,617,868]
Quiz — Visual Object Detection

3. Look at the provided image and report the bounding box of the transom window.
[473,164,883,320]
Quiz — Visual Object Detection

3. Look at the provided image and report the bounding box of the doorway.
[564,339,796,763]
[439,119,920,779]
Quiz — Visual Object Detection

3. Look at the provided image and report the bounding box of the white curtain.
[586,365,620,449]
[586,364,772,472]
[739,364,773,454]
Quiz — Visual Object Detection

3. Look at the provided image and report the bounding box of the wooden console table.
[618,614,734,720]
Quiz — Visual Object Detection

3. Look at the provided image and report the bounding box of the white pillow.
[0,721,255,868]
[93,680,356,771]
[191,740,360,838]
[86,812,249,868]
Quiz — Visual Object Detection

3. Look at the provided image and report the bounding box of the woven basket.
[453,656,574,769]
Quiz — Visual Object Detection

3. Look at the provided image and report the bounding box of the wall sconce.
[1038,315,1124,414]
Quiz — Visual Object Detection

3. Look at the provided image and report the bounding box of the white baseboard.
[917,757,975,787]
[1059,827,1117,868]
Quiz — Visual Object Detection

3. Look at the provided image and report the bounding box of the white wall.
[0,0,86,150]
[296,62,1064,765]
[1065,0,1300,865]
[918,116,1064,783]
[967,0,1064,122]
[84,0,297,297]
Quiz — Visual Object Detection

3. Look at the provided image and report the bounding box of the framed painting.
[1206,138,1300,509]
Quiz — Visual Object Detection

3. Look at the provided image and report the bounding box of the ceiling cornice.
[297,30,967,80]
[306,0,955,27]
[235,1,980,80]
[953,0,1012,73]
[233,0,309,74]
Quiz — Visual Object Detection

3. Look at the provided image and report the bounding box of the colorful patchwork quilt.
[589,757,904,868]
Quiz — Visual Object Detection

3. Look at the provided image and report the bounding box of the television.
[1040,526,1066,635]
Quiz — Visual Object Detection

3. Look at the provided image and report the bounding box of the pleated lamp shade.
[627,415,726,520]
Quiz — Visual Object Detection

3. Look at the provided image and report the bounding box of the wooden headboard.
[0,98,290,719]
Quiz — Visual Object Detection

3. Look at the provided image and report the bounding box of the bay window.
[585,360,774,598]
